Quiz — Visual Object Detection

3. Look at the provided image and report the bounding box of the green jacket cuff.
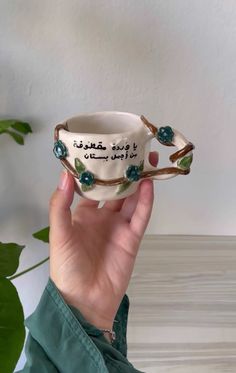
[20,277,143,373]
[68,290,129,357]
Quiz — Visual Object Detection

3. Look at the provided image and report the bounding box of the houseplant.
[0,119,49,373]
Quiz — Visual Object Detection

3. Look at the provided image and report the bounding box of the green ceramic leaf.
[177,155,193,170]
[0,277,25,373]
[0,242,25,277]
[139,160,144,172]
[32,226,50,243]
[117,181,132,195]
[81,183,94,192]
[75,158,86,173]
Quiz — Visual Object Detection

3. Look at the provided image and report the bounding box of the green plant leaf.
[0,242,25,277]
[177,155,193,170]
[0,277,25,373]
[3,129,24,145]
[75,158,86,173]
[116,181,132,195]
[0,120,32,144]
[0,120,32,133]
[0,120,17,131]
[11,121,32,134]
[139,160,144,172]
[32,226,50,243]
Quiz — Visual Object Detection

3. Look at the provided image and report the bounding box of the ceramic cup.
[53,111,194,201]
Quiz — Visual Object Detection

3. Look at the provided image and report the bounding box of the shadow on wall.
[0,1,160,100]
[0,199,47,238]
[0,1,167,127]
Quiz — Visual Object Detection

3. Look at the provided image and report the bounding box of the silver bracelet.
[99,328,116,343]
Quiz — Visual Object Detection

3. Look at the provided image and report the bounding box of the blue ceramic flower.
[157,126,174,144]
[79,171,94,186]
[125,165,141,182]
[53,140,68,159]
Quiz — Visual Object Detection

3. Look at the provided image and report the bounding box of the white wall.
[0,0,235,370]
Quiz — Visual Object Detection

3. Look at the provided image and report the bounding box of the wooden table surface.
[127,236,236,373]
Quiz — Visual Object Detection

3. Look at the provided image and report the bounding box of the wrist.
[52,279,116,330]
[61,292,115,329]
[74,302,114,330]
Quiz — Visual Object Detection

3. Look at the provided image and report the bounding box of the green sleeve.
[19,332,59,372]
[16,277,144,373]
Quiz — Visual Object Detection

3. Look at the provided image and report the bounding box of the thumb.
[49,170,74,235]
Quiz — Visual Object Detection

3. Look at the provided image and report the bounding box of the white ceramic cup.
[53,111,194,201]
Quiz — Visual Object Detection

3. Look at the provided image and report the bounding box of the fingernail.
[58,170,68,190]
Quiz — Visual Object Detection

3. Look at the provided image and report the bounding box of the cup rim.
[61,111,144,136]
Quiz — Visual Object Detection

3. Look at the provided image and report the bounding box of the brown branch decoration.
[53,116,195,187]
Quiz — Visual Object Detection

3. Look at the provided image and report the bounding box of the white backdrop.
[0,0,235,370]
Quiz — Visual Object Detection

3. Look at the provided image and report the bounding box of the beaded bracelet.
[99,328,116,343]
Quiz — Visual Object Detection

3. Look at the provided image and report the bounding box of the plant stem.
[8,256,49,280]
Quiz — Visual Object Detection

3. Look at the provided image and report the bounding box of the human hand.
[49,151,158,333]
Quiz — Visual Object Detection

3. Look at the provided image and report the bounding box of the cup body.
[58,111,153,201]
